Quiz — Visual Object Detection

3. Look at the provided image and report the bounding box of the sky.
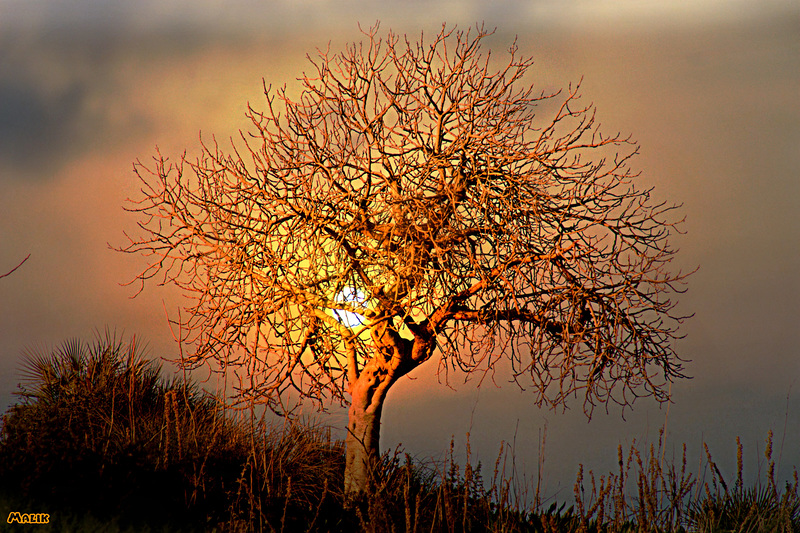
[1,0,799,499]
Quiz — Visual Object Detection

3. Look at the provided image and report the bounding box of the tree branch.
[0,254,30,279]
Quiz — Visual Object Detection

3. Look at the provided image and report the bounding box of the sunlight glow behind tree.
[334,287,368,328]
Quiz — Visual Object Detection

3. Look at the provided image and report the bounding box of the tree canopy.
[121,24,690,421]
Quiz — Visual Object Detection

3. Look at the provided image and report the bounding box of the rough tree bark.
[344,372,384,495]
[344,316,425,494]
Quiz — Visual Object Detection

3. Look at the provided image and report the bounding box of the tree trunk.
[343,322,431,497]
[344,377,384,496]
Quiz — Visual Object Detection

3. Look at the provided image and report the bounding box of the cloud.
[0,79,91,178]
[0,31,154,182]
[3,0,793,41]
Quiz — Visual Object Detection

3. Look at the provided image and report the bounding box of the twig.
[0,253,30,279]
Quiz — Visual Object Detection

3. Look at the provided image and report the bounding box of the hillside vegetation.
[1,333,797,532]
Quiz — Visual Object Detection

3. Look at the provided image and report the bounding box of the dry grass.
[1,333,797,532]
[567,428,799,532]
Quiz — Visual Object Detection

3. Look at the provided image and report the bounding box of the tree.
[119,24,691,496]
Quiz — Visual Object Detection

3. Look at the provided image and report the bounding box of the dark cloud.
[0,79,92,178]
[0,28,156,182]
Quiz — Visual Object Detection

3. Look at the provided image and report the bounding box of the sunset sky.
[1,0,798,497]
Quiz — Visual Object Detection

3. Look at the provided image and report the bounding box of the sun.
[333,287,367,328]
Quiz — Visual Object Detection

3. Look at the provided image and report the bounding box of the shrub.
[0,332,246,530]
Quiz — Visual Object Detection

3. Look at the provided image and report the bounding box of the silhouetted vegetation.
[0,332,253,530]
[1,333,797,531]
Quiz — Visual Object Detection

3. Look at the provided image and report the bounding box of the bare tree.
[119,25,691,496]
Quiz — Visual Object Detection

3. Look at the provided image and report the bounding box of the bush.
[0,332,247,530]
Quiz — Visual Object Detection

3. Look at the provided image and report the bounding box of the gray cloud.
[0,29,155,181]
[0,79,91,178]
[3,0,796,43]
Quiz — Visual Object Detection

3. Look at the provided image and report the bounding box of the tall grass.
[1,333,797,532]
[567,428,799,532]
